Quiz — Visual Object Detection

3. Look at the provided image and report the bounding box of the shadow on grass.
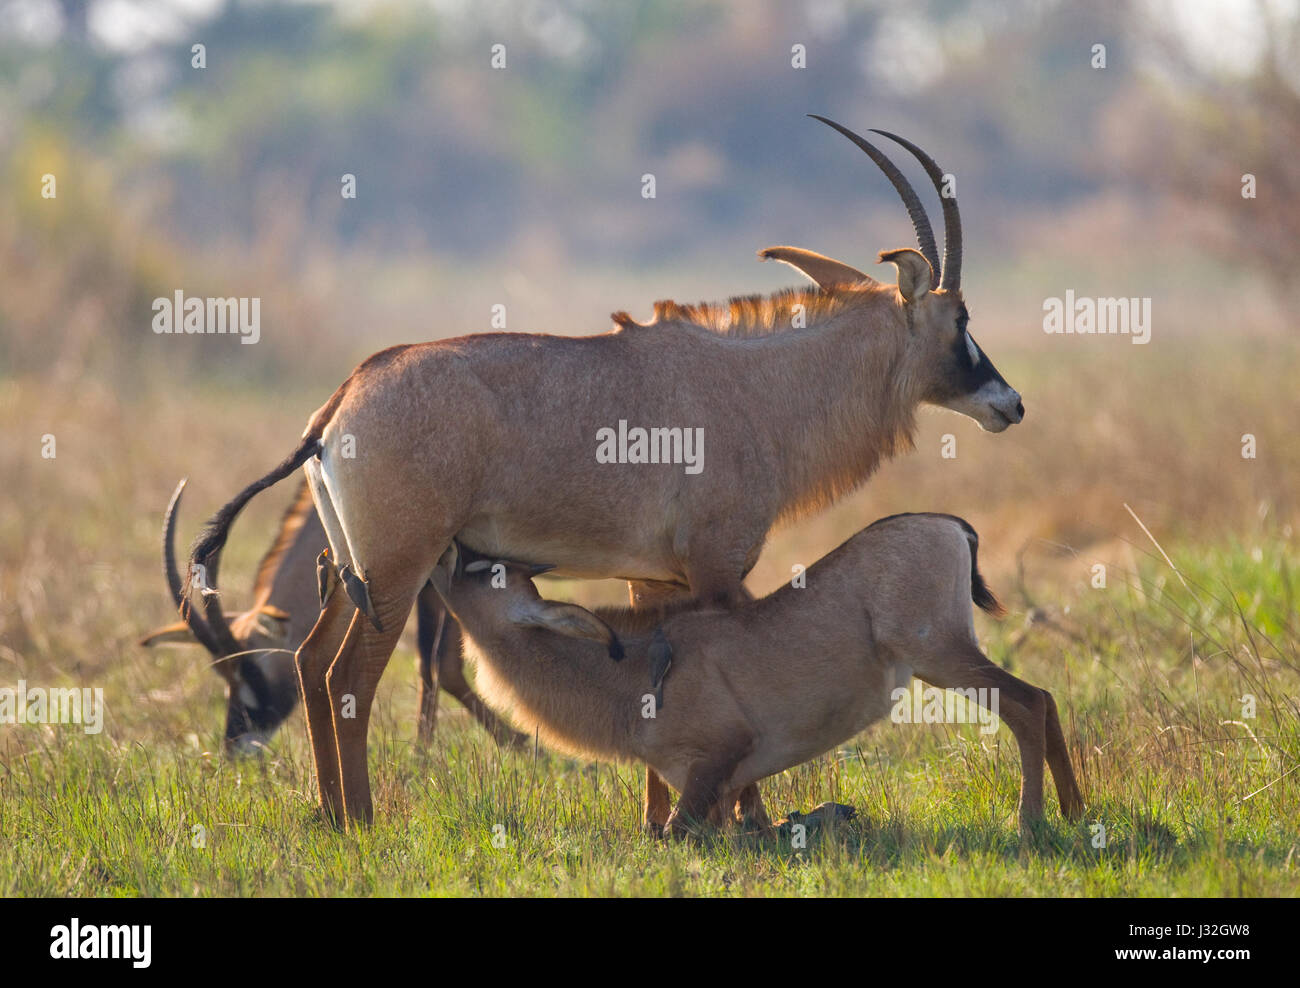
[715,807,1291,873]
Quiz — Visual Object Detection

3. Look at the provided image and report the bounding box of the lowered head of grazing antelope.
[757,116,1023,433]
[148,480,528,754]
[142,480,303,754]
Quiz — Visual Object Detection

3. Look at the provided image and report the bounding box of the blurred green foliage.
[0,0,1295,380]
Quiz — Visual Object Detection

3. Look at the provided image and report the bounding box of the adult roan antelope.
[429,514,1084,838]
[146,479,523,752]
[188,117,1026,829]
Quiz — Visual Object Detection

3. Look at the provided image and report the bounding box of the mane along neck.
[651,287,860,339]
[662,283,921,522]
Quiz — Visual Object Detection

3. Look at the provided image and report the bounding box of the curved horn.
[807,115,941,282]
[164,480,189,610]
[163,479,223,655]
[869,128,962,293]
[198,526,243,658]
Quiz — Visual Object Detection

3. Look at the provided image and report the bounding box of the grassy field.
[1,336,1298,897]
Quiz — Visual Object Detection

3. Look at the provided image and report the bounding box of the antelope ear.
[139,621,200,647]
[758,246,873,290]
[513,601,620,650]
[878,248,933,302]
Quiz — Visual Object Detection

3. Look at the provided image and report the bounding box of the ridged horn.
[807,115,941,283]
[869,128,962,292]
[163,479,223,655]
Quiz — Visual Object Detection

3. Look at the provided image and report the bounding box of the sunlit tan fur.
[433,515,1084,839]
[285,259,998,825]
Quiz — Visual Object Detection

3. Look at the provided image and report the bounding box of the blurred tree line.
[1,0,1296,380]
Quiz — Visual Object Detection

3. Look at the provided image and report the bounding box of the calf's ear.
[513,601,619,649]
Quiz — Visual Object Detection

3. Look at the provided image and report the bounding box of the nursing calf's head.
[430,543,624,660]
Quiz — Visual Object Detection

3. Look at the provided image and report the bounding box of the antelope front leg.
[677,568,774,835]
[665,758,737,842]
[708,786,773,838]
[628,574,771,836]
[733,783,773,837]
[628,579,687,835]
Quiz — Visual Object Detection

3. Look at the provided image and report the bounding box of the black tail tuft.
[970,565,1005,617]
[190,436,322,575]
[953,517,1006,617]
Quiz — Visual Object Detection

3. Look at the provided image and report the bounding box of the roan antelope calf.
[189,117,1027,828]
[144,479,523,752]
[430,514,1085,838]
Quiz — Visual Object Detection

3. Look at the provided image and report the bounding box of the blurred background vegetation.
[4,0,1298,368]
[1,0,1297,629]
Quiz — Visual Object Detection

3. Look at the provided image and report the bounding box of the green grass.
[2,539,1296,897]
[2,338,1298,896]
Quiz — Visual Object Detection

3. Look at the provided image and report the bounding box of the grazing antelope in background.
[145,479,523,752]
[431,514,1084,838]
[189,116,1026,829]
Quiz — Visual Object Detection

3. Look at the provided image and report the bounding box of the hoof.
[775,801,857,833]
[664,821,706,845]
[809,801,856,824]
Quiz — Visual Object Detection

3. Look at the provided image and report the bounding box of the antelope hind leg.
[295,588,356,826]
[326,583,421,828]
[917,640,1058,833]
[1044,688,1085,820]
